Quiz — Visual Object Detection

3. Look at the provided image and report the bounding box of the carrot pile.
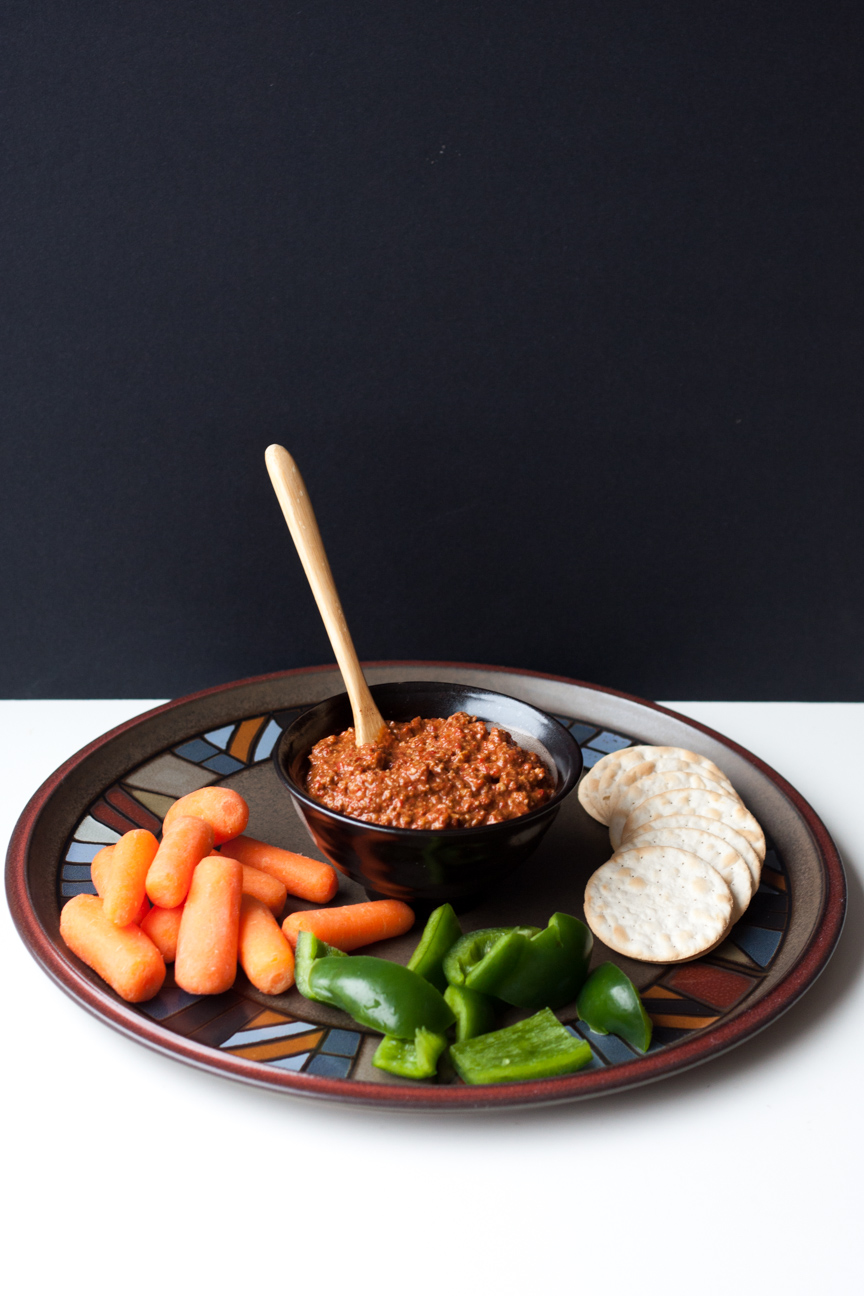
[59,785,415,1004]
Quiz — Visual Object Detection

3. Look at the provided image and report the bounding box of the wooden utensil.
[265,444,386,747]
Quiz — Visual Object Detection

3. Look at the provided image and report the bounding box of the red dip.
[304,711,555,830]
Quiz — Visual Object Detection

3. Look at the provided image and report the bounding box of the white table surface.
[2,700,861,1295]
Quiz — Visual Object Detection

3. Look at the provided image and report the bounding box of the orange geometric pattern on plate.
[227,1032,324,1062]
[229,717,266,762]
[245,1008,294,1029]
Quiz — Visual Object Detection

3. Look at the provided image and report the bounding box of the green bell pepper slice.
[294,930,347,1001]
[444,914,592,1010]
[576,962,653,1053]
[373,1027,450,1080]
[307,954,456,1039]
[444,984,496,1042]
[493,913,593,1010]
[449,1007,592,1085]
[407,903,462,991]
[443,926,540,995]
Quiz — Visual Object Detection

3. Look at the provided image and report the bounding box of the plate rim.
[5,661,847,1110]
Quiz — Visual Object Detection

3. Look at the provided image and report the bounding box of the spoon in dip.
[265,444,386,747]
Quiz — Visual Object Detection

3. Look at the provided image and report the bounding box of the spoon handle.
[265,444,386,747]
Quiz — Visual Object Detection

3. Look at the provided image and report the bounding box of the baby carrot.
[238,896,295,995]
[146,815,214,909]
[90,844,150,924]
[174,854,242,995]
[60,894,166,1002]
[90,844,115,897]
[239,863,288,916]
[102,830,159,927]
[282,899,415,952]
[219,836,337,904]
[162,787,249,846]
[139,905,184,963]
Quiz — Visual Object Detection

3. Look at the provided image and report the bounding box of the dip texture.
[305,712,555,830]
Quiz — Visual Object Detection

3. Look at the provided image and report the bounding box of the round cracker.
[584,845,734,963]
[578,745,659,823]
[586,745,734,824]
[608,770,736,850]
[625,825,752,922]
[611,756,736,808]
[621,788,766,862]
[623,812,762,892]
[577,774,609,824]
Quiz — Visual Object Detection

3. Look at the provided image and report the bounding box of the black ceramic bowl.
[273,681,582,909]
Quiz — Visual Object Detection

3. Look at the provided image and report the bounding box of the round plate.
[5,663,846,1110]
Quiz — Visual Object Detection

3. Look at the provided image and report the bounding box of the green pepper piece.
[443,926,540,995]
[576,962,653,1053]
[407,903,462,991]
[444,915,592,1010]
[449,1008,592,1085]
[444,984,496,1042]
[294,930,347,1002]
[309,955,456,1039]
[373,1027,449,1080]
[494,913,593,1011]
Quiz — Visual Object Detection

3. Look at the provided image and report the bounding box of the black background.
[1,3,861,700]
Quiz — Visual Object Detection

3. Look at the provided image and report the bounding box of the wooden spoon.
[265,444,386,747]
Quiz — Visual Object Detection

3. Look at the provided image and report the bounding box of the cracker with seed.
[622,812,762,891]
[608,770,736,850]
[584,844,734,963]
[621,788,766,861]
[625,824,753,922]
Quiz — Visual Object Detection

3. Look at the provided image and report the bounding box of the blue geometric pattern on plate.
[65,842,105,863]
[252,719,283,762]
[306,1053,353,1079]
[268,1053,311,1071]
[587,731,632,755]
[568,721,599,744]
[575,1023,639,1065]
[201,753,245,775]
[204,725,235,749]
[62,863,96,881]
[731,925,784,967]
[175,738,220,763]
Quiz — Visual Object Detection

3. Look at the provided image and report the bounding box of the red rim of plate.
[5,662,847,1110]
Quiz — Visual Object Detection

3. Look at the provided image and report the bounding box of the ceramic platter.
[6,663,846,1111]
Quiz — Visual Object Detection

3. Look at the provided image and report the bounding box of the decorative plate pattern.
[6,663,846,1110]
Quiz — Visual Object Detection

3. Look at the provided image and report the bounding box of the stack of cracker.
[578,745,765,963]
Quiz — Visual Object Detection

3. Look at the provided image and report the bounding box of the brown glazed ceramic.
[5,663,846,1111]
